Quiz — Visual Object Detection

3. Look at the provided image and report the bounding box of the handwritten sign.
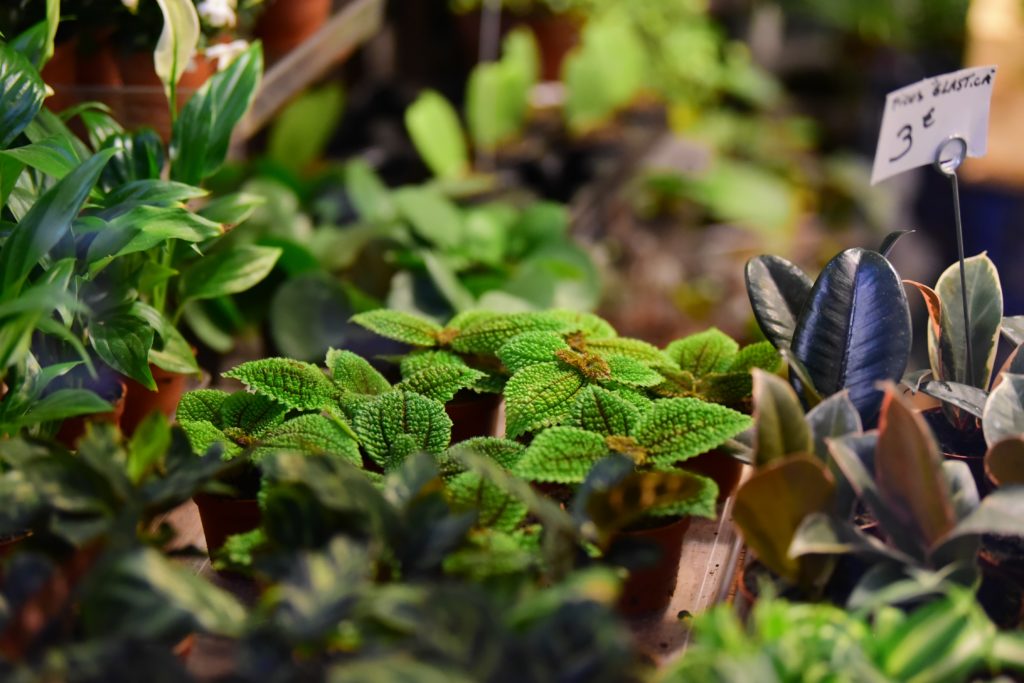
[871,65,997,185]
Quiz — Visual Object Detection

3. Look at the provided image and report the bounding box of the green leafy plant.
[660,587,1024,683]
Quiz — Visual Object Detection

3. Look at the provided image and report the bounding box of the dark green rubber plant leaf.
[0,148,116,296]
[354,390,452,470]
[0,44,45,150]
[89,311,156,389]
[878,230,914,258]
[751,369,812,466]
[791,248,912,425]
[804,390,862,462]
[745,254,813,349]
[733,455,835,584]
[929,253,1002,391]
[223,358,338,412]
[920,380,988,420]
[983,374,1024,448]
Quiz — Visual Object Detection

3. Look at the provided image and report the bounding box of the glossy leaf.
[878,230,914,257]
[805,390,862,462]
[751,369,812,466]
[745,254,812,349]
[0,44,45,150]
[90,311,156,389]
[179,245,281,301]
[0,148,115,295]
[98,130,165,189]
[733,456,835,583]
[983,374,1024,447]
[919,380,988,419]
[0,135,80,179]
[12,389,111,427]
[153,0,200,103]
[984,437,1024,487]
[791,248,912,425]
[875,388,956,550]
[171,43,262,185]
[930,254,1002,390]
[1003,316,1024,346]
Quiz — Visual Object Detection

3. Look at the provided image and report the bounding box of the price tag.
[871,65,997,185]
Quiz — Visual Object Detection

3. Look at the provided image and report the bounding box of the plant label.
[871,65,997,185]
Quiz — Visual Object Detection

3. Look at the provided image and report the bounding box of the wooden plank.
[234,0,386,142]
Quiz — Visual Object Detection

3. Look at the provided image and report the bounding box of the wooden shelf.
[233,0,386,143]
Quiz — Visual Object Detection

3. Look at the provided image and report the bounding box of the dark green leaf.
[90,311,156,389]
[751,369,812,465]
[878,230,914,258]
[0,44,46,149]
[920,380,988,419]
[179,245,281,301]
[745,254,812,349]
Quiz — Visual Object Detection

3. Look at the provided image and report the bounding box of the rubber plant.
[746,233,913,426]
[731,369,863,596]
[790,384,1024,608]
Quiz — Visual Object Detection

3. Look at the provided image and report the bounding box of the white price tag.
[871,65,997,185]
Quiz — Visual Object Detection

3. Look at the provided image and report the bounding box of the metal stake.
[933,135,974,387]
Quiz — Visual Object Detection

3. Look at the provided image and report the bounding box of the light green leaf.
[127,412,172,483]
[605,354,663,387]
[399,350,468,379]
[571,385,639,437]
[267,83,345,174]
[447,471,527,531]
[635,397,752,466]
[497,331,569,374]
[404,90,468,179]
[223,358,337,411]
[351,309,441,347]
[451,311,569,355]
[176,390,229,425]
[504,362,584,438]
[327,348,391,396]
[221,391,288,435]
[257,414,361,466]
[399,365,485,403]
[665,328,738,375]
[393,186,464,250]
[513,426,609,483]
[354,390,452,470]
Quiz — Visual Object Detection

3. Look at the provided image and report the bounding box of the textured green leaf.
[351,309,442,347]
[179,245,281,301]
[257,414,361,466]
[504,362,584,438]
[0,44,46,149]
[497,331,569,373]
[90,311,156,390]
[447,310,498,332]
[752,369,813,466]
[666,328,738,376]
[354,390,452,470]
[399,364,485,403]
[326,348,391,396]
[587,336,667,366]
[513,426,609,483]
[399,350,468,379]
[930,253,1002,390]
[647,473,719,519]
[605,355,663,387]
[728,341,781,374]
[983,374,1024,447]
[635,398,752,466]
[179,419,242,459]
[451,311,569,355]
[445,437,525,473]
[572,385,640,437]
[223,358,337,411]
[176,390,229,426]
[447,471,527,531]
[220,392,288,435]
[548,310,616,339]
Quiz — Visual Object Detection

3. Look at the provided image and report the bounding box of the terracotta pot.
[683,449,744,502]
[615,516,690,616]
[56,381,127,449]
[173,633,196,662]
[41,40,79,113]
[119,365,193,436]
[255,0,332,61]
[117,50,216,142]
[193,493,261,556]
[445,391,503,443]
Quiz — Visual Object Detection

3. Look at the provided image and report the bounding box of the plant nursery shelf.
[233,0,386,143]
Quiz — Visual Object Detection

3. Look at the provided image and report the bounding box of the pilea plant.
[177,348,500,480]
[746,234,912,426]
[509,390,753,518]
[651,327,781,411]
